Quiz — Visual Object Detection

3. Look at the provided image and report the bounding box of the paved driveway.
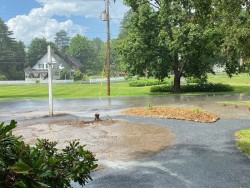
[75,116,250,188]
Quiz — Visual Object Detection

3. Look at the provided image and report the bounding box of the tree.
[67,35,101,75]
[26,38,59,68]
[118,5,171,80]
[92,37,103,54]
[110,39,126,76]
[0,18,26,80]
[55,30,70,54]
[120,0,250,92]
[217,0,250,74]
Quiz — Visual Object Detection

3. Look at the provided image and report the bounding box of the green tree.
[110,39,125,76]
[0,18,26,80]
[26,38,59,68]
[217,0,250,74]
[26,38,48,68]
[118,5,172,81]
[121,0,250,92]
[67,35,101,75]
[55,30,70,54]
[92,37,103,54]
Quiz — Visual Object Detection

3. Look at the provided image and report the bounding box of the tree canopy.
[54,30,70,54]
[0,18,25,80]
[119,0,250,92]
[67,35,102,75]
[26,38,59,68]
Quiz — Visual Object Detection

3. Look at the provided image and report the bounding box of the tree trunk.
[174,74,181,93]
[173,56,181,93]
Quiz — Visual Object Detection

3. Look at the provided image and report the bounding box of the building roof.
[30,52,82,72]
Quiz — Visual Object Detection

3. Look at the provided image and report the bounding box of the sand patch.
[13,119,174,162]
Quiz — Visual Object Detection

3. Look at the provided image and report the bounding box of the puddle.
[1,94,250,121]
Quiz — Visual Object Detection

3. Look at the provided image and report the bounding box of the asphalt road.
[76,116,250,188]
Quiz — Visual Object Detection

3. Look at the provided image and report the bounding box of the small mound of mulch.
[122,106,220,123]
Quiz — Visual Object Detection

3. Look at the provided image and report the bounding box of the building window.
[38,64,44,69]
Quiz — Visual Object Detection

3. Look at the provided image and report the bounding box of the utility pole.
[106,0,111,96]
[47,45,53,116]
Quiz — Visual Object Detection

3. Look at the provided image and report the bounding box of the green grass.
[235,130,250,157]
[0,82,153,100]
[0,73,249,100]
[219,101,250,108]
[209,73,250,106]
[208,73,250,92]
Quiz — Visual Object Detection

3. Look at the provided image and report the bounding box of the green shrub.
[0,75,7,81]
[0,120,97,188]
[186,76,207,84]
[146,102,153,110]
[150,83,233,93]
[74,70,84,81]
[129,79,166,87]
[60,69,70,79]
[186,77,200,84]
[150,85,173,92]
[182,83,233,92]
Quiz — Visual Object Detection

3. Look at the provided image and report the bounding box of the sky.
[0,0,129,46]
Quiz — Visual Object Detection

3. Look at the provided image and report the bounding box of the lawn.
[0,82,153,100]
[0,73,249,100]
[208,73,250,93]
[235,130,250,157]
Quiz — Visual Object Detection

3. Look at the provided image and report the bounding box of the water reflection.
[1,93,250,121]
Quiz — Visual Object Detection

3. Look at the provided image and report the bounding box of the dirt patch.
[13,119,174,162]
[122,106,220,123]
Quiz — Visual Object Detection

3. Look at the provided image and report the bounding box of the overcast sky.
[0,0,129,45]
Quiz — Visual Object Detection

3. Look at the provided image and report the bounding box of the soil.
[13,119,174,162]
[122,106,220,123]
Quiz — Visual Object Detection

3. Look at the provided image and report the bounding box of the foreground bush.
[129,79,167,87]
[150,83,233,93]
[0,120,98,187]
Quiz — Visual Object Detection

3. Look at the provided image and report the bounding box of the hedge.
[129,79,167,87]
[150,83,233,93]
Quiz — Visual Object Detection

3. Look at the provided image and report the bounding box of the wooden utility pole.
[47,45,53,116]
[106,0,111,96]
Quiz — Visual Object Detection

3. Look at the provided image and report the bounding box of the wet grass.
[208,73,250,93]
[0,73,249,100]
[235,130,250,157]
[0,82,152,100]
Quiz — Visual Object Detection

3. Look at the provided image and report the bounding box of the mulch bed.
[122,106,220,123]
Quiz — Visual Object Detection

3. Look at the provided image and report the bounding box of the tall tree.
[54,30,70,54]
[0,18,26,80]
[67,35,101,75]
[92,37,103,54]
[120,0,250,92]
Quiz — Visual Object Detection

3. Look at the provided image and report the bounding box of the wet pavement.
[1,93,250,122]
[1,94,250,188]
[79,117,250,188]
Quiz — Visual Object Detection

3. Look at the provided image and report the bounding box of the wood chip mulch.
[122,107,220,123]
